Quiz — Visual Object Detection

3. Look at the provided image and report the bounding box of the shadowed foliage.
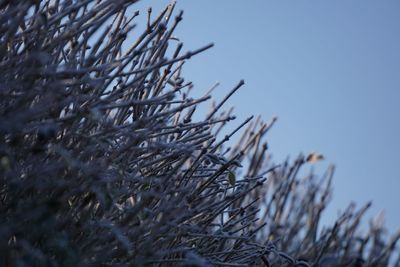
[1,1,399,266]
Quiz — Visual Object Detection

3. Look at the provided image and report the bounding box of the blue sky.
[134,1,400,232]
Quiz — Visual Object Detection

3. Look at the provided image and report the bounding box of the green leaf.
[228,171,236,186]
[1,156,11,172]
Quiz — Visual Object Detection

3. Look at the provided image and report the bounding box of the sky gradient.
[134,1,400,232]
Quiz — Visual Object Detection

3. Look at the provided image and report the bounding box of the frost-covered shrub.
[0,1,399,266]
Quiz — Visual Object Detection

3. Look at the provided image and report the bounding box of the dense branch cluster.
[0,1,399,266]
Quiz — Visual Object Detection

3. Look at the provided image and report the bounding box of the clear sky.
[134,1,400,232]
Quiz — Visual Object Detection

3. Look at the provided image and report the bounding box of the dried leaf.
[306,152,325,163]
